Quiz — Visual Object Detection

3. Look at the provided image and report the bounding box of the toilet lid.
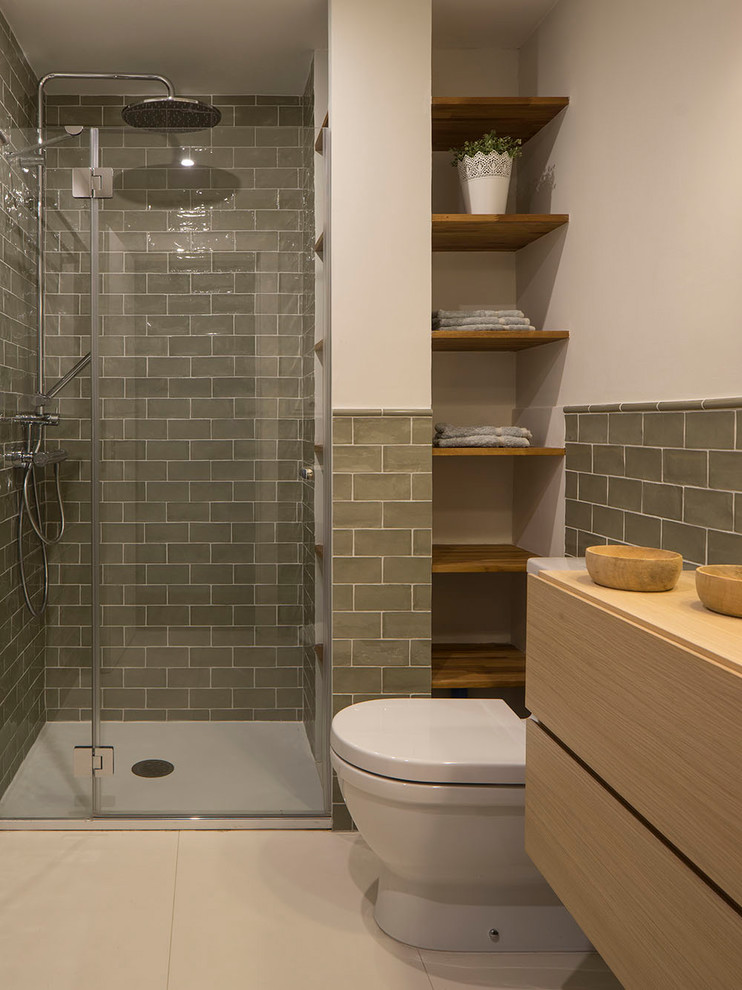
[330,699,526,784]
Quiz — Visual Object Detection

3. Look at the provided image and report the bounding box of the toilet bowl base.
[374,872,593,952]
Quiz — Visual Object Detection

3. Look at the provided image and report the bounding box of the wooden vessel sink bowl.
[695,565,742,618]
[585,545,683,592]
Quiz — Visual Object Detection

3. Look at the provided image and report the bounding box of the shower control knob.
[300,466,315,481]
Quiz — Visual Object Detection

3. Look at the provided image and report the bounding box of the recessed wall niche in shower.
[0,80,326,822]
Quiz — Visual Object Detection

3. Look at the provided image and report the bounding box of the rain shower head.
[121,96,221,132]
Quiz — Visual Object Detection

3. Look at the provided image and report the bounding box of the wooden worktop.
[539,569,742,676]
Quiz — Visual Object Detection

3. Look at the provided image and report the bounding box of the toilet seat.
[330,698,526,785]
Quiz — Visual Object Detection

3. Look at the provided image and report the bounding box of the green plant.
[450,130,523,165]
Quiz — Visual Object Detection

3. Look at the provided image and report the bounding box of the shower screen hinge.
[72,167,114,199]
[73,746,114,776]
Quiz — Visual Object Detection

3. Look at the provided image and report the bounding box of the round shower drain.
[131,759,174,778]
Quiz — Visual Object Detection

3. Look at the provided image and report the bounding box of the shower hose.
[17,429,66,617]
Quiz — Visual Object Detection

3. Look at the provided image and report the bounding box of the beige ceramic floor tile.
[419,950,623,990]
[0,831,178,990]
[167,831,433,990]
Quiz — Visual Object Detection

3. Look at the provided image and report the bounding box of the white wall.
[328,0,432,410]
[433,48,519,97]
[513,0,742,554]
[516,0,742,411]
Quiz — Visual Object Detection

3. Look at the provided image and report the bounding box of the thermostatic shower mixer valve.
[2,411,63,467]
[5,448,69,468]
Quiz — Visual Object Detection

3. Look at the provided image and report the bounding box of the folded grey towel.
[433,309,524,319]
[434,324,533,333]
[434,435,531,448]
[433,316,531,327]
[435,424,533,439]
[433,323,535,333]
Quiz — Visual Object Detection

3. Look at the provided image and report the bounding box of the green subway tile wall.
[566,408,742,565]
[42,93,316,722]
[0,13,46,799]
[331,412,432,829]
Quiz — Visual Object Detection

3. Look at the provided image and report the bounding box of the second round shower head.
[121,96,221,132]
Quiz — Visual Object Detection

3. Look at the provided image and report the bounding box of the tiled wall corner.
[565,406,742,565]
[331,411,432,828]
[0,12,47,798]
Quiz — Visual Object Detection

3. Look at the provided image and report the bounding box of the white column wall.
[328,0,432,411]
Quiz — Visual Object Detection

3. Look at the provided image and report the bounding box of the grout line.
[165,830,182,990]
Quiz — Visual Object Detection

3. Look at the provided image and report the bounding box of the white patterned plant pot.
[457,150,513,214]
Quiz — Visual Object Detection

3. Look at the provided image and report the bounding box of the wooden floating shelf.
[432,97,569,151]
[314,112,329,153]
[432,329,570,352]
[313,338,324,353]
[433,447,565,457]
[314,232,324,256]
[315,544,324,559]
[314,644,324,662]
[432,214,568,252]
[314,443,324,456]
[432,543,536,573]
[432,642,526,690]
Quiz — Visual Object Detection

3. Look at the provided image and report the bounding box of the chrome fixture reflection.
[5,124,84,163]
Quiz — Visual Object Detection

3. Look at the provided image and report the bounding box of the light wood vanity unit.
[525,569,742,990]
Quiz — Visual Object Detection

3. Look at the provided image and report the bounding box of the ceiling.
[2,0,328,95]
[2,0,557,97]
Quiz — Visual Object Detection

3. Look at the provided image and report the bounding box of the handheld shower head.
[121,96,221,132]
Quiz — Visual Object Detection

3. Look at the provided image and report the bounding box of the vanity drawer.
[526,721,742,990]
[526,575,742,906]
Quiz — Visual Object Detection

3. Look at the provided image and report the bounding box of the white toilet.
[331,697,591,953]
